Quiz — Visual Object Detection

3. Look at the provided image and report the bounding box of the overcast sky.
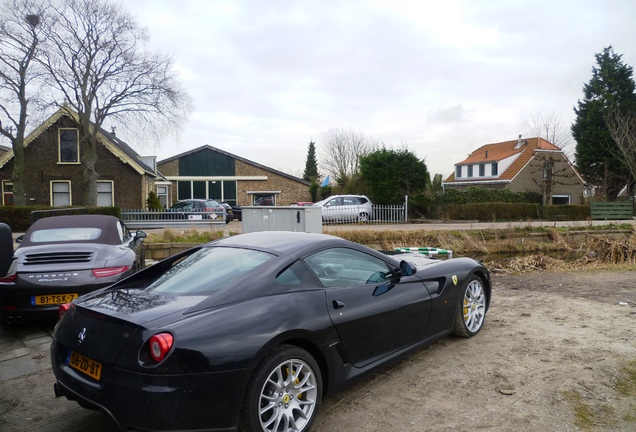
[124,0,636,179]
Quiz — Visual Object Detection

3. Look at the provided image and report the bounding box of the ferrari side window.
[276,260,321,288]
[304,248,390,288]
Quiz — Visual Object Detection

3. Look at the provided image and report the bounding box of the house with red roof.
[443,136,586,205]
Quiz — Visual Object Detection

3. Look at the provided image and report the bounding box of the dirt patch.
[1,270,635,432]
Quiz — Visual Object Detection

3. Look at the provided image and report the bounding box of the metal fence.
[120,209,227,230]
[320,203,408,225]
[121,202,408,229]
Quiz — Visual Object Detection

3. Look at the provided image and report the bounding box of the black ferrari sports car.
[43,230,490,432]
[0,215,146,323]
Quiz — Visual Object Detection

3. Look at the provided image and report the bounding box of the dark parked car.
[168,199,227,221]
[40,231,490,432]
[219,202,235,223]
[224,202,242,221]
[0,215,146,323]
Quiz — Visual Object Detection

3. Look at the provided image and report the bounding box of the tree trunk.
[78,118,98,206]
[11,140,27,206]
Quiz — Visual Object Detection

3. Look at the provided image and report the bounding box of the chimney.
[111,126,116,136]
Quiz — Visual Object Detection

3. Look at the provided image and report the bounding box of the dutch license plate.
[69,351,102,381]
[31,293,78,306]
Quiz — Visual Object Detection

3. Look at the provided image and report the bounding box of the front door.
[304,247,432,367]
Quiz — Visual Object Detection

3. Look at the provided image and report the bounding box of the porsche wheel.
[453,275,487,337]
[241,345,322,432]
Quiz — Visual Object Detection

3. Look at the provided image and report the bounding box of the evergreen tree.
[359,148,428,204]
[572,46,636,200]
[302,140,320,182]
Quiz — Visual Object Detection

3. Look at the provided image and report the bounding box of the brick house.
[157,145,311,207]
[0,107,166,207]
[443,136,586,205]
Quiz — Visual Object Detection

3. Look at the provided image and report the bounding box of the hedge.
[440,203,590,222]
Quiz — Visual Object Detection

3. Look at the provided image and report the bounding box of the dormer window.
[479,164,485,176]
[455,165,461,178]
[59,128,79,163]
[491,162,498,176]
[467,165,473,177]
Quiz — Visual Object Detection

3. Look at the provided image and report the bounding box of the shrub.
[147,191,163,210]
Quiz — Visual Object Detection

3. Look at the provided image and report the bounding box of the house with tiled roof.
[0,106,168,207]
[443,136,586,205]
[0,144,10,157]
[157,145,311,207]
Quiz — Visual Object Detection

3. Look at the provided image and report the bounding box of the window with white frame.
[552,194,570,205]
[479,164,485,176]
[157,185,168,208]
[2,181,13,206]
[59,129,79,163]
[455,165,461,178]
[97,181,114,206]
[51,181,71,206]
[467,165,473,177]
[491,162,498,176]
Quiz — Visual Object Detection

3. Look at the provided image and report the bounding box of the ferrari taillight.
[58,303,73,318]
[92,266,129,278]
[149,333,174,363]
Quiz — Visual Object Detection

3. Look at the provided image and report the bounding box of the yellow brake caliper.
[286,367,303,400]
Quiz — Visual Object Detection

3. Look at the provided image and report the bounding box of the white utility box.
[241,206,322,234]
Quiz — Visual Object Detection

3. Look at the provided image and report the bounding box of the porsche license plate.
[69,351,102,381]
[31,294,78,306]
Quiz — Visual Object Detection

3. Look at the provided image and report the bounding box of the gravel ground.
[1,269,635,432]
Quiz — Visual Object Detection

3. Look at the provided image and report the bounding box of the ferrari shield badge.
[452,275,458,285]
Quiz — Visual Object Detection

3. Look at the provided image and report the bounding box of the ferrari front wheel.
[452,275,487,337]
[241,345,322,432]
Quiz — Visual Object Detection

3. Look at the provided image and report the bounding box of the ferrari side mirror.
[399,260,416,277]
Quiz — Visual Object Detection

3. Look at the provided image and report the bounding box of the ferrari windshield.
[146,246,274,294]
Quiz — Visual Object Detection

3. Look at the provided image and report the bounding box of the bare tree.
[39,0,191,205]
[0,0,48,206]
[527,112,574,156]
[604,104,636,193]
[319,128,375,185]
[529,153,582,207]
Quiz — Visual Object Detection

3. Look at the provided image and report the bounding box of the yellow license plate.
[32,294,78,306]
[69,351,102,381]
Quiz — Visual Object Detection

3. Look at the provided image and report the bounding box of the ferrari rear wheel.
[453,275,487,337]
[241,345,322,432]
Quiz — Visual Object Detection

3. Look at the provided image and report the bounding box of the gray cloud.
[123,0,636,177]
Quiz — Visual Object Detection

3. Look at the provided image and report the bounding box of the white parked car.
[314,194,373,222]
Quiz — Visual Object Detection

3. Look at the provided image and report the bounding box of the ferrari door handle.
[332,300,345,309]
